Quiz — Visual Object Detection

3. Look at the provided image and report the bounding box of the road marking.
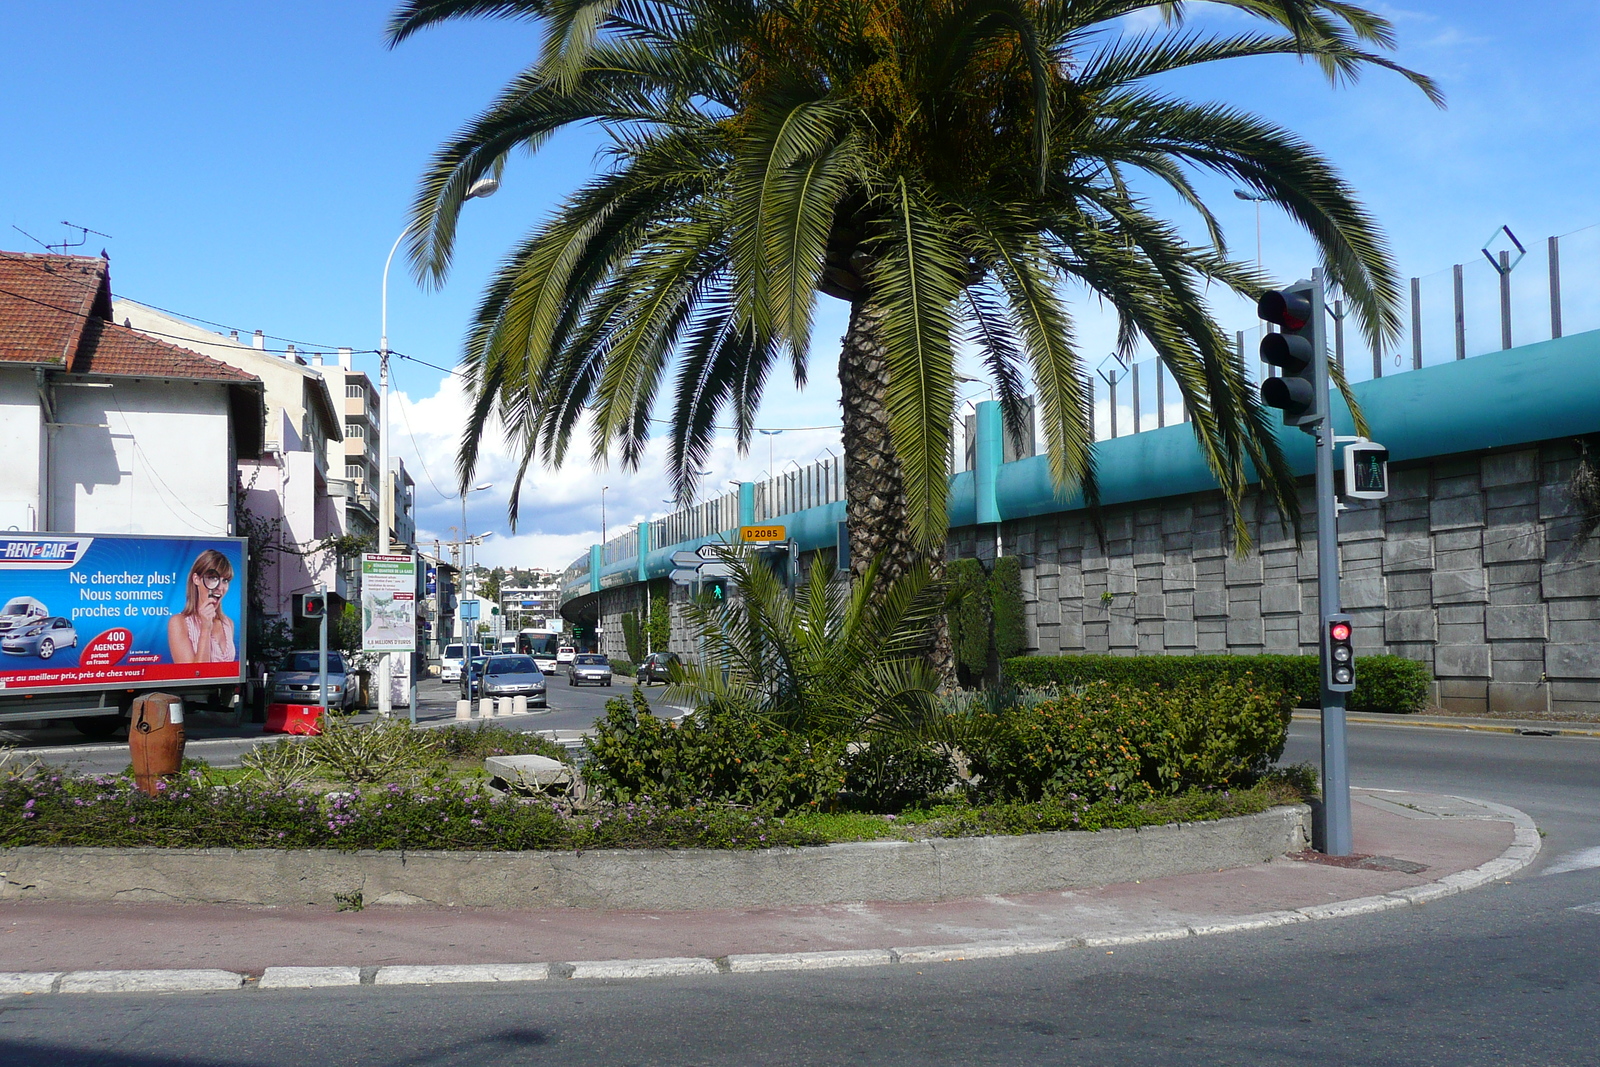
[1571,902,1600,916]
[1541,846,1600,876]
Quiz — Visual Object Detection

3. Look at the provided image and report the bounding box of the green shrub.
[427,723,569,763]
[967,678,1289,803]
[840,737,956,813]
[582,690,848,814]
[1002,653,1430,713]
[990,556,1026,662]
[946,558,991,686]
[608,658,637,679]
[647,581,671,651]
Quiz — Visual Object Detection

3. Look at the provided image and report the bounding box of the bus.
[517,628,561,655]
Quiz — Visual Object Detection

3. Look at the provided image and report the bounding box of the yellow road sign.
[739,525,786,543]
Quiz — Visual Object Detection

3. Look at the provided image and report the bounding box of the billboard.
[0,533,247,694]
[360,553,417,653]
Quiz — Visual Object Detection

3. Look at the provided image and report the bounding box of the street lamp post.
[378,176,499,720]
[757,429,782,480]
[459,484,492,707]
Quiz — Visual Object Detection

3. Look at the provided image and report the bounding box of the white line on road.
[1541,846,1600,877]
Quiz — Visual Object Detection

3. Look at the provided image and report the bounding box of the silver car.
[1,615,77,659]
[478,654,548,708]
[566,653,613,687]
[269,650,357,710]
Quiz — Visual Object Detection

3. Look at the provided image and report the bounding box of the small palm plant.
[669,547,947,745]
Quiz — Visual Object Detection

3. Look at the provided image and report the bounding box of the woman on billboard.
[168,550,237,663]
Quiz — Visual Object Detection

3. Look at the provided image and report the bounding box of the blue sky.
[3,1,1597,568]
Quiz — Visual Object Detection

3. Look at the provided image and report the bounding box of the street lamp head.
[1234,188,1270,202]
[467,177,501,200]
[470,482,493,493]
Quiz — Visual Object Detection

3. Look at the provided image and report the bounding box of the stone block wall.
[952,440,1600,717]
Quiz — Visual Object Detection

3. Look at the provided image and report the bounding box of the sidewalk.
[1294,709,1600,738]
[0,789,1537,987]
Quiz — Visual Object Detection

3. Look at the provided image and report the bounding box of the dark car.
[636,651,682,686]
[473,655,548,708]
[269,650,357,710]
[457,656,491,700]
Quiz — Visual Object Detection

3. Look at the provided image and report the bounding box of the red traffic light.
[1330,622,1352,642]
[1257,290,1311,331]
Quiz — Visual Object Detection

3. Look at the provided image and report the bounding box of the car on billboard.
[0,596,48,639]
[0,616,78,660]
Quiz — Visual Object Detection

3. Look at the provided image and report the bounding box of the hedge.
[966,678,1289,803]
[1003,653,1431,713]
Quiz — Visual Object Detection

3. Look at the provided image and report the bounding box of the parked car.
[556,646,577,666]
[474,654,548,708]
[636,651,682,686]
[566,653,612,687]
[0,615,77,659]
[457,656,491,700]
[268,650,357,710]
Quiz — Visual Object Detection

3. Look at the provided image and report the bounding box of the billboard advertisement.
[360,553,417,653]
[0,533,247,694]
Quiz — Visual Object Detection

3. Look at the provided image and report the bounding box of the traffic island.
[0,803,1310,910]
[0,790,1539,991]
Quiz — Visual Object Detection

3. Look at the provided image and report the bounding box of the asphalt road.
[0,677,676,776]
[1,718,1595,1064]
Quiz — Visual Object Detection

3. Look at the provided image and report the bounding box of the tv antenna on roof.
[49,221,114,254]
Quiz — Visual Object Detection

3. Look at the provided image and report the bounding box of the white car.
[440,642,483,683]
[556,646,577,666]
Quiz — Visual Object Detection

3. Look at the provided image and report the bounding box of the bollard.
[128,693,186,797]
[455,699,472,720]
[498,697,512,718]
[513,695,528,716]
[479,698,493,719]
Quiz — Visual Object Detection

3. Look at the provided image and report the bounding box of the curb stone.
[0,793,1539,997]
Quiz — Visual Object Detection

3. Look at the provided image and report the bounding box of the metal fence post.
[1453,264,1466,359]
[1333,299,1345,371]
[1131,361,1141,435]
[1410,276,1422,370]
[1500,250,1513,350]
[1549,235,1563,340]
[1156,361,1166,428]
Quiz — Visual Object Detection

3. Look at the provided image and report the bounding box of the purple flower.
[23,799,34,810]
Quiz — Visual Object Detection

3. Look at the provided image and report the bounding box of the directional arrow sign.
[696,561,735,579]
[671,551,703,568]
[669,568,702,584]
[696,544,730,561]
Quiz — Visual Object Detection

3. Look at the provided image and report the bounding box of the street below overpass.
[1,716,1595,1064]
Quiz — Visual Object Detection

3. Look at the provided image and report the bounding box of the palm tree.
[389,0,1437,586]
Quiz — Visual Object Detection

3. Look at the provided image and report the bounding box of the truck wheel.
[71,714,123,738]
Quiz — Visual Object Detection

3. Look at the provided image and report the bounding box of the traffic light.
[1324,615,1355,692]
[1257,283,1324,428]
[705,579,727,601]
[1342,441,1390,500]
[297,592,325,620]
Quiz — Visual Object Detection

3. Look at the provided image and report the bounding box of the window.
[345,384,365,399]
[345,465,365,481]
[345,423,364,438]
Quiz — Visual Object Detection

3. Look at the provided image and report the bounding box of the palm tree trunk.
[838,299,956,685]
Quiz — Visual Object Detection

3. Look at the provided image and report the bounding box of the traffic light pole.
[317,585,329,714]
[1310,268,1353,856]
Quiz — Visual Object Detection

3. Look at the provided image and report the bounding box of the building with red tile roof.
[0,250,264,537]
